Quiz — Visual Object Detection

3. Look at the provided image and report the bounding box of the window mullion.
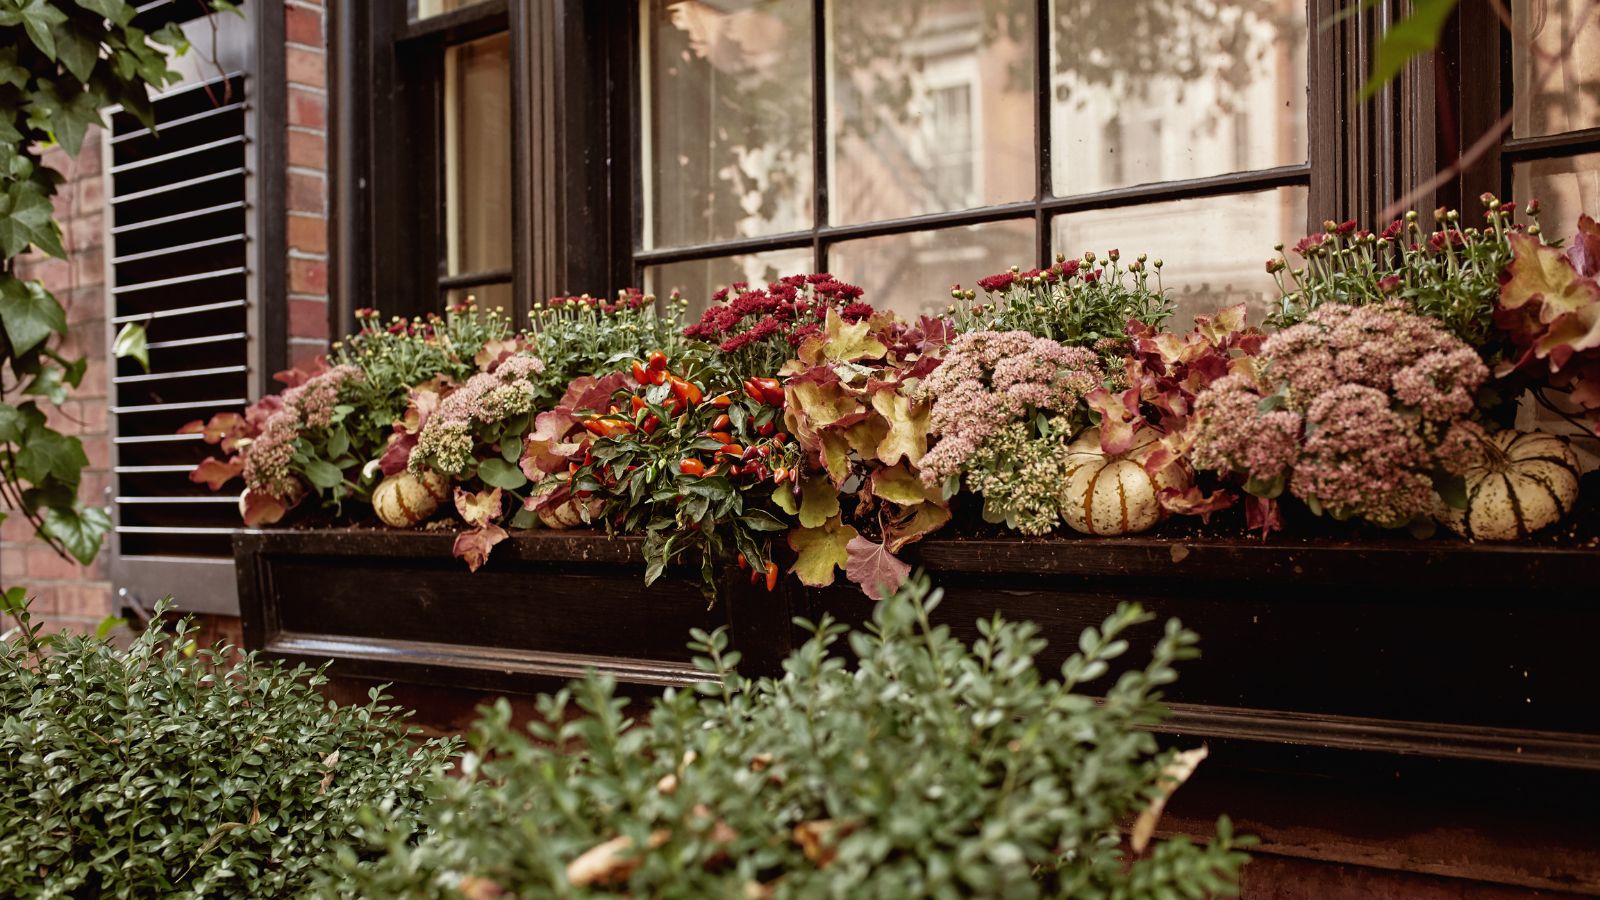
[812,0,829,274]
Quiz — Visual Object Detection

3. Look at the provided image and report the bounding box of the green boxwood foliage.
[0,601,457,898]
[324,576,1250,898]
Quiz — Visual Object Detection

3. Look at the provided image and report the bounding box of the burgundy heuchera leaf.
[1086,387,1143,454]
[190,456,243,490]
[453,524,508,573]
[844,536,911,600]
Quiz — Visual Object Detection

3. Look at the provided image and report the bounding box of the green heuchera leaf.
[796,475,839,528]
[787,514,857,587]
[477,456,528,491]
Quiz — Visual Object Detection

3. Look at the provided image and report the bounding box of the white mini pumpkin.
[1438,428,1580,541]
[372,470,449,528]
[1060,427,1190,536]
[527,476,602,529]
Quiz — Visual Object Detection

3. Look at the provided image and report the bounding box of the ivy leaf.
[14,424,86,485]
[1360,0,1458,99]
[477,457,529,491]
[0,45,28,89]
[453,523,507,573]
[0,0,69,60]
[0,401,39,443]
[30,80,102,155]
[844,536,911,601]
[0,182,67,258]
[112,321,149,371]
[454,486,503,527]
[869,390,930,467]
[54,19,100,83]
[786,514,857,588]
[74,0,136,26]
[796,475,840,528]
[41,503,111,565]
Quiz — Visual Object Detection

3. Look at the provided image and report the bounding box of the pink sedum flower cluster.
[243,365,362,501]
[1190,302,1488,527]
[915,330,1103,488]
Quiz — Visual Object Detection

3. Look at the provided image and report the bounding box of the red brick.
[0,514,31,543]
[27,546,80,581]
[75,174,103,216]
[56,583,111,617]
[287,129,325,169]
[74,130,101,176]
[287,170,326,214]
[76,358,107,400]
[0,546,26,579]
[288,297,329,339]
[285,4,322,46]
[80,434,110,471]
[19,256,69,288]
[57,316,104,359]
[288,87,326,129]
[69,212,103,254]
[287,214,327,254]
[71,244,104,288]
[289,340,327,372]
[289,258,328,295]
[286,45,326,88]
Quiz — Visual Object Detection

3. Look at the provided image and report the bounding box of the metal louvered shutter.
[109,72,252,614]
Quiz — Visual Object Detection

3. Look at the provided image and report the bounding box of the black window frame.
[336,0,1461,328]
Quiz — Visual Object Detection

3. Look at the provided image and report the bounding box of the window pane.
[1049,0,1307,195]
[413,0,490,19]
[1513,152,1600,234]
[829,219,1035,319]
[1051,187,1307,328]
[1513,0,1600,137]
[641,0,814,250]
[646,248,815,313]
[444,33,513,276]
[827,0,1037,225]
[446,282,514,313]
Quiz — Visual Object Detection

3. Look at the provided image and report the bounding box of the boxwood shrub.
[324,575,1249,898]
[0,601,456,898]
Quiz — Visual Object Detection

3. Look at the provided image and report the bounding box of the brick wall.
[0,129,114,636]
[2,2,329,640]
[285,0,331,373]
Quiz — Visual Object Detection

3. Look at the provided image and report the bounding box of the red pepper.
[679,458,705,477]
[642,415,660,434]
[719,443,744,458]
[684,381,704,405]
[774,432,788,445]
[737,553,748,570]
[710,393,733,410]
[582,419,611,438]
[631,361,649,384]
[710,413,731,432]
[648,350,668,371]
[751,377,785,406]
[743,378,765,403]
[755,445,771,458]
[764,560,778,592]
[757,421,776,436]
[630,395,647,415]
[705,431,733,445]
[771,466,788,484]
[649,368,669,386]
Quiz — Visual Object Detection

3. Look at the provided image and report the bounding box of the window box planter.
[238,527,1600,772]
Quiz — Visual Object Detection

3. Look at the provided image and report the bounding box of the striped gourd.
[1438,429,1580,541]
[1060,427,1189,536]
[373,470,449,528]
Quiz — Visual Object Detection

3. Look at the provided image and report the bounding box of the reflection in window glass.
[646,248,815,313]
[444,33,513,276]
[1513,0,1600,137]
[1049,0,1306,195]
[641,0,814,250]
[827,0,1036,225]
[1051,188,1307,328]
[829,219,1034,318]
[447,283,514,314]
[1514,152,1600,236]
[413,0,489,19]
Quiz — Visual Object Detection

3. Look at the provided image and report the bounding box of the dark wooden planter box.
[237,528,1600,895]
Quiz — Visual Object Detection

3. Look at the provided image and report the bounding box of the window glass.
[447,283,514,313]
[827,0,1037,224]
[413,0,490,19]
[1049,0,1307,195]
[1512,0,1600,137]
[646,248,815,312]
[829,219,1034,318]
[1051,187,1307,328]
[641,0,815,250]
[1513,152,1600,234]
[444,32,513,276]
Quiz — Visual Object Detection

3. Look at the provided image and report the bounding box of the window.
[637,0,1312,326]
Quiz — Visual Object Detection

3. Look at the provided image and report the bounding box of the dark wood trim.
[328,0,365,335]
[253,0,287,391]
[1503,126,1600,162]
[396,0,508,45]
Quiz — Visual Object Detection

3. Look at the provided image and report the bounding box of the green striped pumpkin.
[1060,427,1189,536]
[1439,429,1580,541]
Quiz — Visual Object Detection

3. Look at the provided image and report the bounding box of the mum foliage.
[319,575,1249,898]
[0,600,454,898]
